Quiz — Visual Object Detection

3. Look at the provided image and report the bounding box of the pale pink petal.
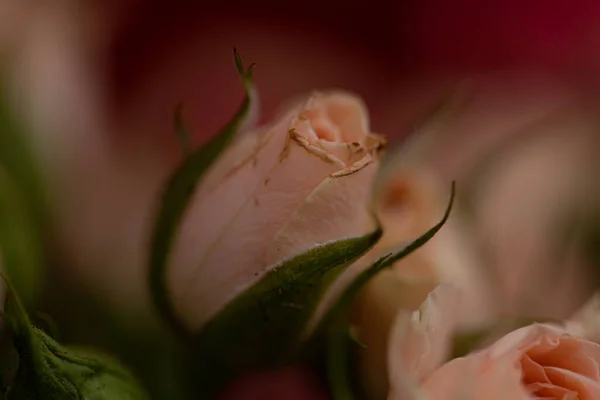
[521,353,550,384]
[527,336,600,381]
[265,155,377,267]
[169,107,296,329]
[423,351,531,400]
[526,382,577,399]
[421,355,482,399]
[544,366,600,399]
[299,91,371,144]
[387,284,462,398]
[354,268,438,399]
[485,324,565,360]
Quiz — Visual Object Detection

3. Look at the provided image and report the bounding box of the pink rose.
[425,324,600,399]
[388,285,600,399]
[168,90,385,331]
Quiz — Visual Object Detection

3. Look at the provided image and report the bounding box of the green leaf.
[0,167,43,306]
[185,228,383,397]
[0,84,47,306]
[3,279,148,400]
[148,49,256,338]
[321,182,455,400]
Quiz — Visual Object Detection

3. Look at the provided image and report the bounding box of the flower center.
[520,344,585,400]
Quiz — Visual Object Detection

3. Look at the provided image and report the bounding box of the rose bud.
[148,51,386,385]
[3,281,148,399]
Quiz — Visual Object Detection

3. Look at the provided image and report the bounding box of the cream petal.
[388,284,462,386]
[300,91,371,144]
[485,324,565,360]
[356,269,439,400]
[387,285,464,400]
[265,156,377,265]
[420,355,481,399]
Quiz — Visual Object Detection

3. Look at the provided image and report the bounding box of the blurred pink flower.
[389,285,600,399]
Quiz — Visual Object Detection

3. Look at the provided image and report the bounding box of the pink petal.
[544,367,600,399]
[267,156,382,336]
[265,155,377,268]
[354,269,439,399]
[169,106,296,329]
[387,284,462,397]
[527,336,600,381]
[423,351,531,400]
[521,353,550,385]
[524,381,576,399]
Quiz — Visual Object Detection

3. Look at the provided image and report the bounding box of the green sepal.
[3,280,148,400]
[321,182,455,400]
[149,49,256,338]
[184,228,383,397]
[192,227,383,368]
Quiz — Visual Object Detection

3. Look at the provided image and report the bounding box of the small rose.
[388,285,600,400]
[147,56,391,397]
[426,324,600,399]
[168,90,384,333]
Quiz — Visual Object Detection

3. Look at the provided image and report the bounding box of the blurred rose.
[169,91,384,331]
[376,90,600,321]
[350,152,492,399]
[447,101,600,320]
[349,92,600,398]
[388,285,600,400]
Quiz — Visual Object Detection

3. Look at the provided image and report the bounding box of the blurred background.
[1,0,600,399]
